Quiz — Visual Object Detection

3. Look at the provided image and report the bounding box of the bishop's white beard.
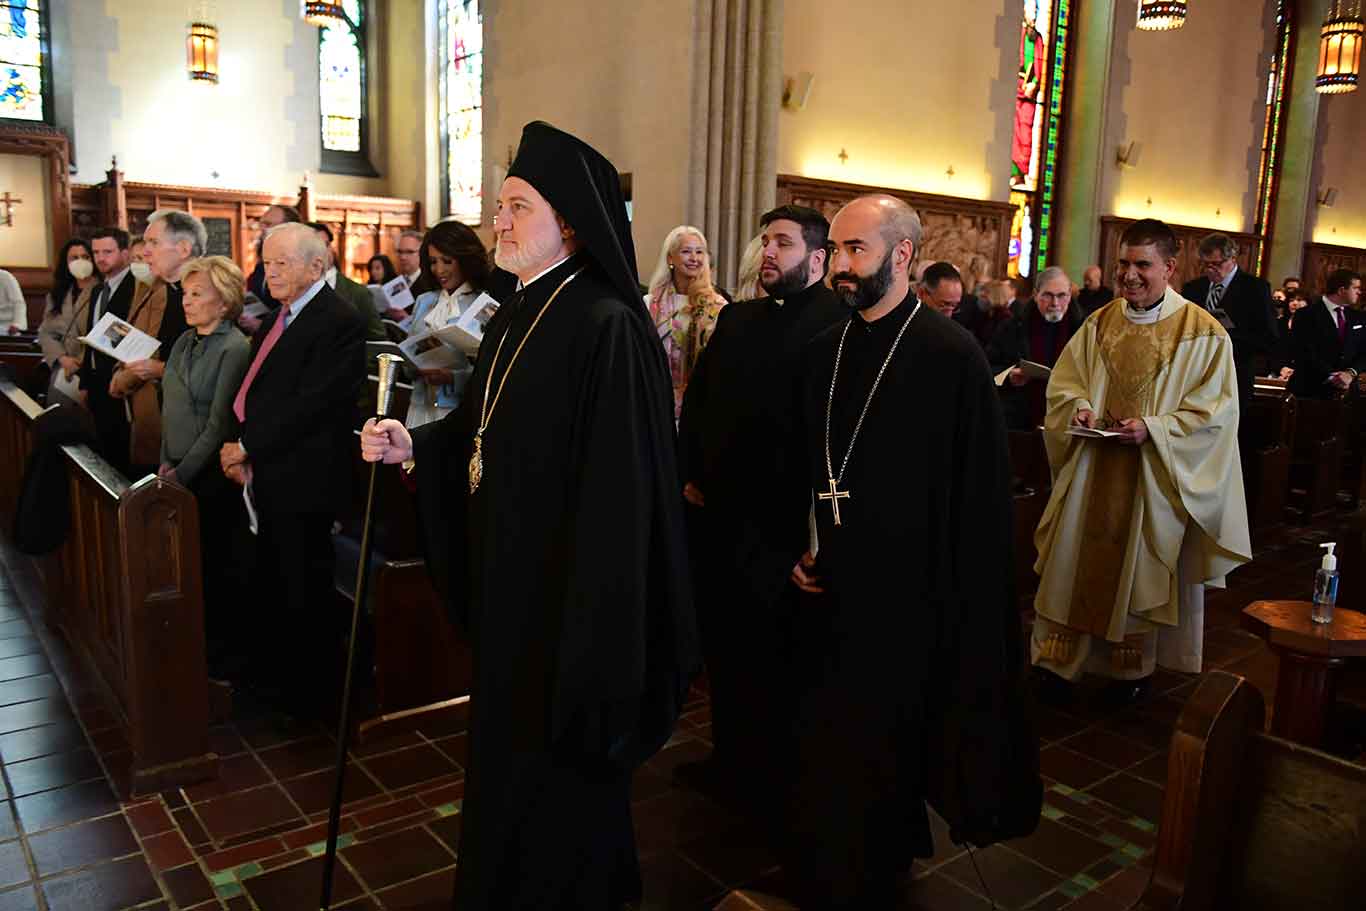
[495,232,563,276]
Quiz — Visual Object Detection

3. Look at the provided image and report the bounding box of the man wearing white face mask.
[987,265,1081,431]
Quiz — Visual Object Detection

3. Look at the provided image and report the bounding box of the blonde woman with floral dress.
[645,225,728,418]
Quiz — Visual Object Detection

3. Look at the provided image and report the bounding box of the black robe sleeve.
[926,348,1042,846]
[410,396,474,632]
[551,307,699,769]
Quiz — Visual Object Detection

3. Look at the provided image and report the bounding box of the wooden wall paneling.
[1301,242,1366,295]
[68,179,421,284]
[0,124,74,322]
[776,174,1015,288]
[1098,216,1263,290]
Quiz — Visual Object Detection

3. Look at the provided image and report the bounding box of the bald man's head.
[828,195,922,317]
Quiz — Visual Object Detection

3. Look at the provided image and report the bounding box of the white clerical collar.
[517,254,574,291]
[1124,289,1168,324]
[324,266,338,288]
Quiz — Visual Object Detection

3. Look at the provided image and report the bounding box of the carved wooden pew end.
[1139,671,1366,910]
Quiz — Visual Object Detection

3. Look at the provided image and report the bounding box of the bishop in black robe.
[380,122,698,910]
[677,249,844,806]
[788,199,1040,906]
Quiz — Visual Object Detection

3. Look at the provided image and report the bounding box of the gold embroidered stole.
[1063,303,1211,637]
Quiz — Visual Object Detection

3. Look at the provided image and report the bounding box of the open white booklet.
[994,359,1053,387]
[1064,426,1123,439]
[79,312,160,364]
[389,291,501,369]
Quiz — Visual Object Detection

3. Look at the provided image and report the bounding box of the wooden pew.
[1243,380,1296,535]
[1342,389,1366,508]
[0,376,42,524]
[0,378,218,795]
[1287,395,1346,521]
[1008,429,1050,604]
[1138,671,1366,911]
[0,341,45,396]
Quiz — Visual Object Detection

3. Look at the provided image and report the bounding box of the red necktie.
[1337,306,1347,345]
[233,309,287,422]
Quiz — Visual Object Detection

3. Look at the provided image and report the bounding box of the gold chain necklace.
[469,267,584,493]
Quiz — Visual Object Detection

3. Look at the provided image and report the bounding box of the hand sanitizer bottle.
[1312,542,1338,625]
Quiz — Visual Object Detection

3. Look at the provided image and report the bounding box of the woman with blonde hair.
[646,225,728,418]
[732,233,765,302]
[158,255,251,675]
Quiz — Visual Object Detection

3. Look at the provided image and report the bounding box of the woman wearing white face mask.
[129,236,153,283]
[37,239,98,377]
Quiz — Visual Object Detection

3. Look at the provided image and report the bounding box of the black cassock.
[677,280,844,794]
[409,254,698,910]
[790,293,1041,907]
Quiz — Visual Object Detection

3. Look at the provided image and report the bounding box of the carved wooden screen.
[776,174,1014,291]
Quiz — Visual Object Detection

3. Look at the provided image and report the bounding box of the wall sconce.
[1137,0,1188,31]
[782,72,816,111]
[1318,186,1340,207]
[1116,141,1141,169]
[186,21,219,84]
[1317,1,1363,94]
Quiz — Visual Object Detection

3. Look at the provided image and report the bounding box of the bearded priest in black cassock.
[786,195,1041,908]
[360,121,698,910]
[676,204,844,806]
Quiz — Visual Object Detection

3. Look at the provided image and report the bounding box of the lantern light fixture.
[302,2,347,27]
[186,21,219,84]
[1317,1,1364,94]
[1136,0,1188,31]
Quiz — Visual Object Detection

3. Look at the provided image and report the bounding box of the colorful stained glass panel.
[1,1,45,122]
[443,0,483,224]
[320,14,362,152]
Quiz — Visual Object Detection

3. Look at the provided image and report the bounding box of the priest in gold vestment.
[1032,219,1251,682]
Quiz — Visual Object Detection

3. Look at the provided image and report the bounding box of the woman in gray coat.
[158,255,251,676]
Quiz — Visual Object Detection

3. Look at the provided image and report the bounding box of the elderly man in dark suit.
[1287,268,1365,400]
[1181,232,1278,408]
[220,222,366,717]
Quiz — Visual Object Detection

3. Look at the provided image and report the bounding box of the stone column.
[1052,0,1119,279]
[1266,0,1333,283]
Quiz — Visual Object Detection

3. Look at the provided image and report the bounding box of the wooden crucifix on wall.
[0,192,21,228]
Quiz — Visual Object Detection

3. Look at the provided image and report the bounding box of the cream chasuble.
[1031,291,1251,680]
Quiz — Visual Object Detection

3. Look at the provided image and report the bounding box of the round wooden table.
[1242,600,1366,747]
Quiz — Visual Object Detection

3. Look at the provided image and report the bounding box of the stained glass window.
[319,0,374,174]
[1008,0,1070,277]
[1254,0,1293,274]
[1,1,46,123]
[441,0,483,224]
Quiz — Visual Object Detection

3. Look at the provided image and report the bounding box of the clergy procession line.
[22,115,1309,908]
[353,121,1270,909]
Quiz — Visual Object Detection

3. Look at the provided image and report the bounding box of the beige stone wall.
[483,0,695,275]
[1097,0,1274,233]
[1309,86,1366,251]
[778,0,1017,202]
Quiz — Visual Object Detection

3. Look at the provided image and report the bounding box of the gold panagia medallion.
[468,433,484,494]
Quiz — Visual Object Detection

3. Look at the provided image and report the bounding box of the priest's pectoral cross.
[0,192,21,228]
[818,477,850,526]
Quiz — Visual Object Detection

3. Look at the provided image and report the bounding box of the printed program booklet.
[80,313,160,364]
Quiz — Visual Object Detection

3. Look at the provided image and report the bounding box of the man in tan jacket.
[110,210,202,476]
